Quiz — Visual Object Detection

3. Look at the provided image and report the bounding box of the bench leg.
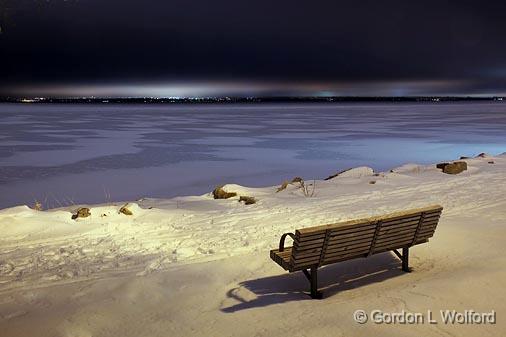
[402,247,410,272]
[392,247,411,272]
[302,266,323,299]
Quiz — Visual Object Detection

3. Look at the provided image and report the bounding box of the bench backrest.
[289,205,443,271]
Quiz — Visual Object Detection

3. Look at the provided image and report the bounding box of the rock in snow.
[212,186,238,199]
[436,161,468,174]
[71,207,91,220]
[239,196,256,205]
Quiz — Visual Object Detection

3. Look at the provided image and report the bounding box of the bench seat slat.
[324,241,372,255]
[380,216,421,227]
[380,219,420,231]
[292,256,321,268]
[376,235,417,247]
[295,236,377,261]
[324,245,372,259]
[295,226,377,246]
[321,253,369,266]
[294,237,325,246]
[294,232,375,254]
[322,247,371,263]
[372,238,429,255]
[327,235,374,248]
[297,221,374,236]
[329,225,377,236]
[380,215,439,230]
[293,250,322,261]
[379,215,440,233]
[377,228,436,244]
[296,223,376,242]
[419,229,437,236]
[374,239,414,251]
[374,232,435,251]
[328,229,376,242]
[377,223,438,241]
[380,222,419,235]
[293,241,325,251]
[378,220,439,239]
[270,248,293,271]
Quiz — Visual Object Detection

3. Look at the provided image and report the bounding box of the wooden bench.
[270,205,443,298]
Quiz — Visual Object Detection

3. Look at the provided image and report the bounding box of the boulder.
[436,161,467,174]
[239,196,256,205]
[72,207,91,220]
[212,186,237,199]
[291,177,304,183]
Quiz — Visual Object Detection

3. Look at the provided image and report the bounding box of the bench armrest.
[279,232,296,252]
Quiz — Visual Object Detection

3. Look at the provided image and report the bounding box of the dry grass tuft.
[276,177,317,197]
[33,200,43,211]
[300,180,317,197]
[276,180,290,192]
[119,203,133,215]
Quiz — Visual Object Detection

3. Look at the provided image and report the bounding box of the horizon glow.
[3,79,503,98]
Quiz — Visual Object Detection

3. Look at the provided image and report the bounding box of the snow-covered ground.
[1,153,506,336]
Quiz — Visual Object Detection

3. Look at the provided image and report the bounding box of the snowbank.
[1,153,506,336]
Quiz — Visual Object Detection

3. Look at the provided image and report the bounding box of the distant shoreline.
[0,96,504,104]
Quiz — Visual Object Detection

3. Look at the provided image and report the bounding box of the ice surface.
[1,102,505,208]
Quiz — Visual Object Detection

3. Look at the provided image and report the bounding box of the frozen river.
[1,102,505,209]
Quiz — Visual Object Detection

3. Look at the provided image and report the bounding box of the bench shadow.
[221,252,405,313]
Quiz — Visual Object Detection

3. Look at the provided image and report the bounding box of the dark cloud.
[1,0,506,96]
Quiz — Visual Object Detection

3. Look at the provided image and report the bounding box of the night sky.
[1,0,506,97]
